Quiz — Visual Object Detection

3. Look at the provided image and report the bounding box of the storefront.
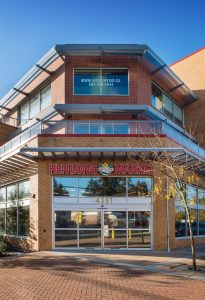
[53,175,152,249]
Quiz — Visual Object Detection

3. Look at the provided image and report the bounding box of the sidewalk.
[50,245,205,281]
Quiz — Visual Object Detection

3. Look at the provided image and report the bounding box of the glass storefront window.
[0,187,6,202]
[104,211,127,228]
[128,178,151,197]
[79,177,126,197]
[55,211,78,228]
[187,209,198,236]
[79,230,101,248]
[128,230,151,248]
[199,210,205,235]
[74,68,128,95]
[0,208,5,234]
[54,178,78,197]
[186,185,197,205]
[79,211,101,228]
[7,184,18,201]
[6,206,17,235]
[18,205,29,236]
[20,102,29,124]
[55,230,77,248]
[128,211,150,229]
[19,181,30,200]
[198,189,205,205]
[175,206,186,237]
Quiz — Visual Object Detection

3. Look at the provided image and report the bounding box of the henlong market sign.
[49,162,153,176]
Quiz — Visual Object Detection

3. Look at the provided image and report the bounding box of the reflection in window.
[74,124,89,134]
[54,178,77,197]
[19,181,30,199]
[128,178,151,197]
[80,211,101,228]
[0,187,6,202]
[104,211,127,228]
[175,206,186,237]
[199,210,205,235]
[187,209,198,236]
[198,189,205,205]
[18,205,29,236]
[152,84,183,126]
[55,230,77,248]
[79,177,126,197]
[128,211,150,229]
[55,211,78,228]
[7,184,18,201]
[0,208,5,234]
[186,185,197,205]
[6,206,17,235]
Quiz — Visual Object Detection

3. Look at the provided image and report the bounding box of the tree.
[128,131,205,271]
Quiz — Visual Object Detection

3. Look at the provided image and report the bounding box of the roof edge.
[170,46,205,67]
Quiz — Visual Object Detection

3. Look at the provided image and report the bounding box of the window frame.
[73,67,129,96]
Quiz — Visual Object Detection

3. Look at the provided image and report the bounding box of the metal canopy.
[19,146,205,175]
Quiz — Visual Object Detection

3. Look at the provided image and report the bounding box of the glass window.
[79,211,101,228]
[74,124,89,134]
[79,177,126,197]
[152,85,163,111]
[199,210,205,235]
[18,205,29,236]
[186,185,197,205]
[30,94,40,119]
[18,181,29,200]
[54,178,78,197]
[0,187,6,202]
[175,206,186,237]
[0,208,5,234]
[173,103,183,126]
[6,206,17,235]
[7,184,18,201]
[79,230,101,248]
[41,84,51,110]
[74,68,128,95]
[20,102,29,124]
[152,84,183,127]
[128,211,150,229]
[198,189,205,205]
[55,211,78,228]
[163,94,173,118]
[128,178,151,197]
[55,230,77,248]
[104,211,127,228]
[189,209,198,235]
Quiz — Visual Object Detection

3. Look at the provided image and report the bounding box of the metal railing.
[0,119,205,160]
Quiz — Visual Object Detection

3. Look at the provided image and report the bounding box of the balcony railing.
[0,120,204,160]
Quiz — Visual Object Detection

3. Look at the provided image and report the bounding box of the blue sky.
[0,0,205,98]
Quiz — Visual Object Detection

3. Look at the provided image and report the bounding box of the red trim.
[38,134,167,138]
[170,47,205,66]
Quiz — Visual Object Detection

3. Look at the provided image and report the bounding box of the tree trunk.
[182,195,197,271]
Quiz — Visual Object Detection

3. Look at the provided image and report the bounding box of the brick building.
[0,44,204,251]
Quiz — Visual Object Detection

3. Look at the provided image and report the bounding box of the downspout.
[166,176,170,252]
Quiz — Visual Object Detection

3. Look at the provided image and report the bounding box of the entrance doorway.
[54,209,151,249]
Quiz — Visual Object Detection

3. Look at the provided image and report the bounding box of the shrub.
[0,239,7,256]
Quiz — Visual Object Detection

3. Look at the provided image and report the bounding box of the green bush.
[0,240,7,256]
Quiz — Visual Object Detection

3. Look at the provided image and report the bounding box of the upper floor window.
[74,68,129,96]
[19,84,51,125]
[152,84,183,127]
